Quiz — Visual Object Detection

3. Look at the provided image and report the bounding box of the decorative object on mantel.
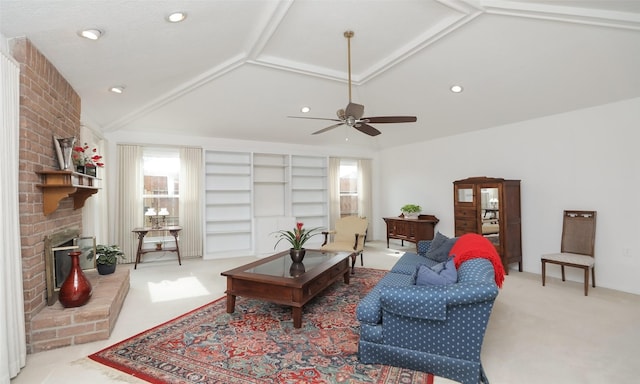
[273,222,322,263]
[95,244,125,275]
[58,250,93,307]
[73,142,104,175]
[53,136,76,170]
[401,204,422,219]
[77,164,97,177]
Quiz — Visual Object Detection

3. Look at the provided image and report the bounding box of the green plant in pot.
[401,204,422,218]
[95,244,125,275]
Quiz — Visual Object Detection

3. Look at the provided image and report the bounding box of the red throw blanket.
[449,233,505,288]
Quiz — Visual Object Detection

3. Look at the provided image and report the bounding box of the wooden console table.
[132,226,182,269]
[383,215,439,248]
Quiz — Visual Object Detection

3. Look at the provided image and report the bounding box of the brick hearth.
[30,267,129,353]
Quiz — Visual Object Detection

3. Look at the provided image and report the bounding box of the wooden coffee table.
[221,249,352,328]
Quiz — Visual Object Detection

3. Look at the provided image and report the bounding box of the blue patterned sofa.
[356,239,499,384]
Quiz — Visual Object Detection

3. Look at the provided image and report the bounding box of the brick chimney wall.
[12,38,83,353]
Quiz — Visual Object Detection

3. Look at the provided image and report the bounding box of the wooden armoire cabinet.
[453,177,522,274]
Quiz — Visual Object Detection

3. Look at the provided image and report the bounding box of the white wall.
[375,97,640,294]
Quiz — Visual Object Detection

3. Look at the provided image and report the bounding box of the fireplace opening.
[44,227,96,305]
[52,244,78,290]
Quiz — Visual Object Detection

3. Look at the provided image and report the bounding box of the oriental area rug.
[89,268,435,384]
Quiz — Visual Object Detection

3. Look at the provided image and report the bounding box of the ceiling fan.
[288,31,417,137]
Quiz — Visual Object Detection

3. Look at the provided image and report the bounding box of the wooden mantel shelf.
[37,170,100,215]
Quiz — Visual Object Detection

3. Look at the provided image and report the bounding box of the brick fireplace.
[13,38,128,353]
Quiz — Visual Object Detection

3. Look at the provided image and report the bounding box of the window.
[339,159,358,217]
[143,148,180,228]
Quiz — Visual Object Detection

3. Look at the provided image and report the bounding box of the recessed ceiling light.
[167,12,187,23]
[109,86,125,94]
[301,106,310,113]
[78,29,103,40]
[450,85,463,93]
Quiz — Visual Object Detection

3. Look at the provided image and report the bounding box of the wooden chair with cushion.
[541,210,597,296]
[321,216,368,274]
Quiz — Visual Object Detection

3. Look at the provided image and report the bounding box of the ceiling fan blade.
[288,116,342,122]
[312,123,345,135]
[354,123,382,136]
[345,102,364,120]
[362,116,417,124]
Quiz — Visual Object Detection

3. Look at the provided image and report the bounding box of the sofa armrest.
[379,282,498,321]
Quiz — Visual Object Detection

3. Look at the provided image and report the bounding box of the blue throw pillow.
[415,258,458,286]
[424,232,456,263]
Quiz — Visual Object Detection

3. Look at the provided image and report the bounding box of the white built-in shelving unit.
[253,153,289,217]
[204,151,328,259]
[204,151,252,257]
[290,155,328,248]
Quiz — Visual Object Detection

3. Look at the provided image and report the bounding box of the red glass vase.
[58,250,93,308]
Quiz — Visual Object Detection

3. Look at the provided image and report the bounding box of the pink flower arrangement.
[274,222,322,250]
[72,143,104,167]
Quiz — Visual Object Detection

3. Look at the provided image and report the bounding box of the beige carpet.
[483,267,640,383]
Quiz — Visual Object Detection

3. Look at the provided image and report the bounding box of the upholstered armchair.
[320,216,368,273]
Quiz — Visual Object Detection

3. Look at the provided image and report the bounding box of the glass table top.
[246,250,342,278]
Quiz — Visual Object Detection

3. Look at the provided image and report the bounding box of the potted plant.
[401,204,422,219]
[95,244,125,275]
[273,222,322,263]
[72,142,104,176]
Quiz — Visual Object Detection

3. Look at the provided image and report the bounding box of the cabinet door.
[479,183,502,252]
[386,219,397,236]
[396,221,409,238]
[406,220,418,238]
[454,183,476,207]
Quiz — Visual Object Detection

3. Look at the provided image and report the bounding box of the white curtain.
[179,147,203,257]
[357,159,373,237]
[0,49,26,381]
[116,145,143,263]
[327,157,341,230]
[80,126,108,243]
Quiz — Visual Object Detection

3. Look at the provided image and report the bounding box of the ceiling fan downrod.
[344,30,354,103]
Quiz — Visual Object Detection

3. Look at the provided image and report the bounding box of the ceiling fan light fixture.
[109,86,125,94]
[78,29,103,40]
[167,12,187,23]
[450,85,464,93]
[287,30,416,137]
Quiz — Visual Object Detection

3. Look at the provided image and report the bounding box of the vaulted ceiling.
[2,0,639,150]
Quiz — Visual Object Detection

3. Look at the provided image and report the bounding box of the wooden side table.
[383,215,439,248]
[131,226,182,269]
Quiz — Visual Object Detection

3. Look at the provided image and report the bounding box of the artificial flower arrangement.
[72,143,104,167]
[274,222,323,250]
